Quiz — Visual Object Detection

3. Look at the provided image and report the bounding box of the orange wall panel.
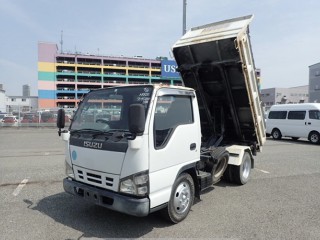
[38,99,56,108]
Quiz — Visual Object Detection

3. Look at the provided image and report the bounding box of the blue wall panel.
[38,90,56,99]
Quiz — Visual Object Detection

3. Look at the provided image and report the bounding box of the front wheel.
[271,128,282,140]
[309,131,320,144]
[161,173,195,223]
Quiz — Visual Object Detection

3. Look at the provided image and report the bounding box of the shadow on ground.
[24,192,172,239]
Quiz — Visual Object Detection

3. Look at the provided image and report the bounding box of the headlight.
[119,171,149,196]
[65,161,74,178]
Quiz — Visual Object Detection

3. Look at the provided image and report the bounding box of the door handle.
[190,143,196,150]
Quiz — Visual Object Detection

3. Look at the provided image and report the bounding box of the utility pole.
[60,30,63,54]
[182,0,187,35]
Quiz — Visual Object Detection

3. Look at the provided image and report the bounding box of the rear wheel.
[309,131,320,144]
[161,173,195,223]
[271,128,282,140]
[232,152,252,185]
[211,151,229,184]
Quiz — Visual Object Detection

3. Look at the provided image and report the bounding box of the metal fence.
[0,122,71,128]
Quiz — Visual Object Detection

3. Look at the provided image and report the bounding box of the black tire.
[271,128,282,140]
[222,165,233,182]
[232,152,252,185]
[161,173,195,223]
[291,137,299,141]
[309,131,320,144]
[211,151,229,184]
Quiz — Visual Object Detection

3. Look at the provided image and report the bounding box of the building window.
[11,98,16,102]
[22,99,26,102]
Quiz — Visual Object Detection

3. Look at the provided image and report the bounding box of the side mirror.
[128,104,145,137]
[57,109,65,136]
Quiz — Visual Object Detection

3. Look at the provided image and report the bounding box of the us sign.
[161,60,180,78]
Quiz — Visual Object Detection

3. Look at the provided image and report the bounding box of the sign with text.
[161,60,180,78]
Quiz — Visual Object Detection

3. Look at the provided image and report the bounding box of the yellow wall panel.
[38,62,55,72]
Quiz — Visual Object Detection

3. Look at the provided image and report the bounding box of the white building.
[260,85,309,111]
[6,96,38,113]
[0,89,6,113]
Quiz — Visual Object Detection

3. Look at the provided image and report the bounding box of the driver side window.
[154,95,193,149]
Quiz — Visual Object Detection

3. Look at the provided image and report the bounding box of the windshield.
[70,86,153,132]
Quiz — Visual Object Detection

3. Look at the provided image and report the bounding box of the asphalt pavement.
[0,128,319,239]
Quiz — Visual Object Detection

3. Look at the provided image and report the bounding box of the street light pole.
[183,0,187,35]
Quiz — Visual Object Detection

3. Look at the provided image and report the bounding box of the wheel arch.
[272,127,281,134]
[175,163,200,199]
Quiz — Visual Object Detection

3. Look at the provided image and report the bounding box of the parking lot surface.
[0,128,319,239]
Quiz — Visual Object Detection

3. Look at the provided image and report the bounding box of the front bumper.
[63,178,150,217]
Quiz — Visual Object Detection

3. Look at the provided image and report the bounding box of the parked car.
[41,111,56,123]
[2,116,18,126]
[21,114,39,123]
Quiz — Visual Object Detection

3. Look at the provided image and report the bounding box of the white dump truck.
[57,15,266,223]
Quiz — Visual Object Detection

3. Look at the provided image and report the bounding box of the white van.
[266,103,320,144]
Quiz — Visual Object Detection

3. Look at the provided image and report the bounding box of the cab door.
[148,89,201,208]
[307,109,320,133]
[286,110,307,137]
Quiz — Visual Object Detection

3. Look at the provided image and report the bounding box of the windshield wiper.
[70,129,132,141]
[70,129,108,135]
[92,129,131,138]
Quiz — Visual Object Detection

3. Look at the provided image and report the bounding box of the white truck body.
[58,15,266,223]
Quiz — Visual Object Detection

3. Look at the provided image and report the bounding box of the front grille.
[73,165,118,191]
[87,172,102,184]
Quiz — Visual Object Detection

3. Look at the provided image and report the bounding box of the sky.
[1,0,320,96]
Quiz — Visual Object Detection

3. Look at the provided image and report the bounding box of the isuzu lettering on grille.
[83,141,103,149]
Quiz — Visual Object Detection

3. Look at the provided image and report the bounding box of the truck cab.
[59,85,201,221]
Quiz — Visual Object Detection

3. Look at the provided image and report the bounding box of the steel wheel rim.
[242,157,251,180]
[173,181,191,214]
[311,134,318,143]
[273,131,279,138]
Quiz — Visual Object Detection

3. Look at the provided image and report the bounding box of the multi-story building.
[261,85,309,111]
[38,42,181,109]
[309,62,320,103]
[23,84,31,97]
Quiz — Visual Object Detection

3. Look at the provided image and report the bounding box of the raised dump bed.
[172,15,266,151]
